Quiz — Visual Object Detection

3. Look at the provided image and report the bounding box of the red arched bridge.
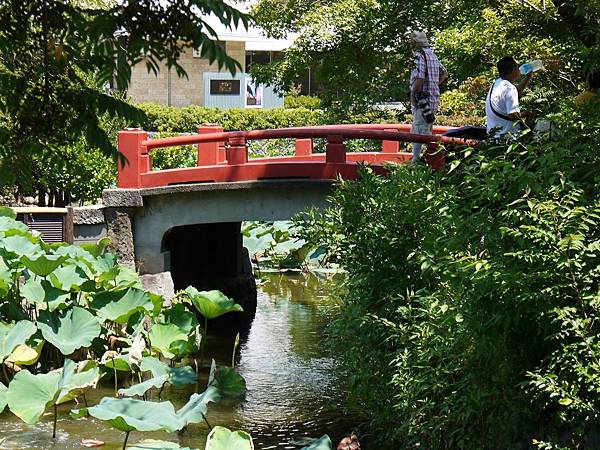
[102,124,471,314]
[117,124,467,188]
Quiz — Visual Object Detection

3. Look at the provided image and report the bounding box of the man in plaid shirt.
[409,31,448,163]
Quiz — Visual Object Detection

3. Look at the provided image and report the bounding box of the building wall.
[127,41,246,107]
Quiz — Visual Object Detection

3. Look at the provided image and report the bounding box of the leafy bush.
[284,94,322,110]
[298,103,600,449]
[138,104,328,133]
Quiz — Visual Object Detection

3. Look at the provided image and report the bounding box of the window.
[245,50,284,72]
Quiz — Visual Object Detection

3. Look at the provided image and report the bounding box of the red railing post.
[295,138,313,157]
[117,128,148,188]
[197,124,225,166]
[325,134,346,163]
[227,135,248,165]
[382,128,400,153]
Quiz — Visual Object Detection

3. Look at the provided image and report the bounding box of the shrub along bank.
[298,103,600,449]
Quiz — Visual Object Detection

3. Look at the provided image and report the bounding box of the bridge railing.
[117,124,469,188]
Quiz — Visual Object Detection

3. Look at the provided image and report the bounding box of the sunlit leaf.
[205,426,254,450]
[38,307,101,355]
[0,320,37,362]
[91,288,153,324]
[184,287,243,319]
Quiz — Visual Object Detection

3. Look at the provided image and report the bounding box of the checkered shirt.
[410,48,447,112]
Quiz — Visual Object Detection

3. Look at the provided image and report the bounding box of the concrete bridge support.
[94,179,333,324]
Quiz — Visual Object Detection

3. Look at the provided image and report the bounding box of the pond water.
[0,272,358,450]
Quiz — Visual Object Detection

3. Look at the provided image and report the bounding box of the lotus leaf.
[183,287,243,319]
[96,265,121,285]
[272,238,307,255]
[149,292,164,317]
[5,336,45,366]
[140,356,169,377]
[50,264,90,291]
[300,435,333,450]
[118,374,169,397]
[7,360,100,426]
[243,234,273,256]
[0,381,7,412]
[148,323,189,359]
[21,254,67,277]
[0,320,37,362]
[0,268,11,297]
[6,370,59,424]
[114,266,143,289]
[120,358,197,397]
[91,288,153,324]
[0,216,28,233]
[169,366,197,386]
[0,207,16,219]
[208,360,247,398]
[79,397,182,432]
[205,426,254,450]
[57,359,101,404]
[38,307,101,355]
[167,339,195,359]
[21,278,70,311]
[80,237,111,258]
[140,357,197,386]
[127,440,193,450]
[162,304,198,334]
[0,235,41,257]
[101,352,133,371]
[176,386,221,428]
[52,245,98,279]
[93,253,119,279]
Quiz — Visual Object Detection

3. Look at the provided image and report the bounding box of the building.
[127,13,295,109]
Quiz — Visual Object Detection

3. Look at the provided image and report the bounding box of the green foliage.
[242,221,316,270]
[204,426,254,450]
[298,103,600,448]
[0,0,249,198]
[284,94,322,110]
[183,287,243,320]
[0,211,248,444]
[139,103,328,134]
[251,0,599,111]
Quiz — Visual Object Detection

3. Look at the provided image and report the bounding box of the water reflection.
[0,272,354,450]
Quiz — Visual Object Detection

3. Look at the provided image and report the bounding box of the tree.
[250,0,600,110]
[0,0,249,203]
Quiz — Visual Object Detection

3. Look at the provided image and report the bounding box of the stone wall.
[127,41,246,107]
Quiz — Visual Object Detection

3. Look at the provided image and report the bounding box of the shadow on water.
[0,272,361,450]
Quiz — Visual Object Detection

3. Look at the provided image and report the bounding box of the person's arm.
[439,61,448,86]
[411,78,425,107]
[516,72,533,94]
[506,84,521,120]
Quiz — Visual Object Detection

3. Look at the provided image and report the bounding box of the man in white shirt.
[486,56,533,139]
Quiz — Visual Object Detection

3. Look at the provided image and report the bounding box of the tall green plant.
[298,104,600,448]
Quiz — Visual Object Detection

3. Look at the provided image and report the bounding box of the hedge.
[136,103,420,133]
[137,103,483,133]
